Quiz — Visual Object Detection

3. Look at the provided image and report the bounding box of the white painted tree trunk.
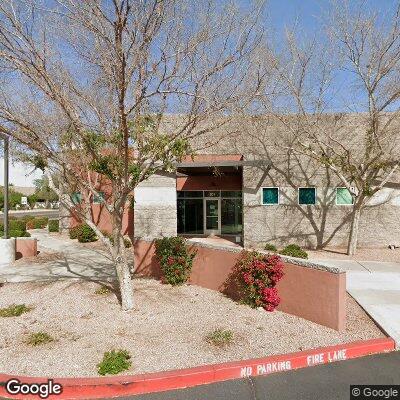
[115,253,134,311]
[347,206,361,256]
[112,208,134,311]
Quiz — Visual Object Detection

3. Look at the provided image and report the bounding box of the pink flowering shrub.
[154,237,197,285]
[235,251,284,311]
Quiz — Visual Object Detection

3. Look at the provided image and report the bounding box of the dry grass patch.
[94,285,112,295]
[206,328,234,348]
[26,332,54,346]
[0,304,33,317]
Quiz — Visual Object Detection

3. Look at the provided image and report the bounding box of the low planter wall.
[15,238,38,260]
[134,239,346,331]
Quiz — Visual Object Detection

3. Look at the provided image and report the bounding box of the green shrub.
[35,217,48,228]
[97,350,132,376]
[0,230,30,238]
[77,224,97,243]
[264,243,277,252]
[279,244,308,259]
[0,188,23,209]
[206,329,234,347]
[48,219,59,233]
[26,217,48,230]
[21,215,35,224]
[10,230,29,238]
[26,332,54,346]
[0,304,33,317]
[0,219,27,233]
[10,220,27,231]
[154,237,197,285]
[69,225,83,239]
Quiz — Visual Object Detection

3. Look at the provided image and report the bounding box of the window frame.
[93,191,105,204]
[261,187,280,206]
[298,187,317,205]
[335,187,354,206]
[71,192,82,205]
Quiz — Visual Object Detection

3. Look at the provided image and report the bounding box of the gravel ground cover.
[307,247,400,263]
[0,278,384,378]
[13,251,64,266]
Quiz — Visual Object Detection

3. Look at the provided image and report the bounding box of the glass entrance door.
[204,198,220,235]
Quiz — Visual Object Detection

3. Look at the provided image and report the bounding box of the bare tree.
[260,2,400,255]
[0,0,263,309]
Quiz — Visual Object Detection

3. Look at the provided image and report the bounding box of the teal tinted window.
[71,192,82,204]
[262,188,279,205]
[298,188,316,205]
[93,191,105,204]
[336,188,353,205]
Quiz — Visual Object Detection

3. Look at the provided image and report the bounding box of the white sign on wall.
[21,196,28,205]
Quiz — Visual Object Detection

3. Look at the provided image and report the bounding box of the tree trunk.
[112,209,134,311]
[114,251,134,311]
[347,205,362,256]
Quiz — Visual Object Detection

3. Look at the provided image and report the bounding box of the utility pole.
[1,133,9,239]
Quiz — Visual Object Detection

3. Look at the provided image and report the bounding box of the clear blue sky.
[249,0,399,112]
[253,0,397,35]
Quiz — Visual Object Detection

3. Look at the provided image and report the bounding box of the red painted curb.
[0,337,395,399]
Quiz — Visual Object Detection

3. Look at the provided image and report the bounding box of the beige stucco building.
[133,114,400,249]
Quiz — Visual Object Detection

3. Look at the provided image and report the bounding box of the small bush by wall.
[234,251,284,311]
[69,225,82,239]
[0,230,31,238]
[77,224,97,243]
[279,244,308,259]
[48,219,59,233]
[154,237,197,285]
[264,243,277,252]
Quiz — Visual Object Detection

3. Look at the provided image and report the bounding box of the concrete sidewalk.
[0,230,116,284]
[312,258,400,347]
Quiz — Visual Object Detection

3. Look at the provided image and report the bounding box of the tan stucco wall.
[134,172,177,239]
[242,165,400,249]
[183,114,400,249]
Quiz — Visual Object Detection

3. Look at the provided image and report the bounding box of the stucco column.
[134,172,177,239]
[0,238,15,265]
